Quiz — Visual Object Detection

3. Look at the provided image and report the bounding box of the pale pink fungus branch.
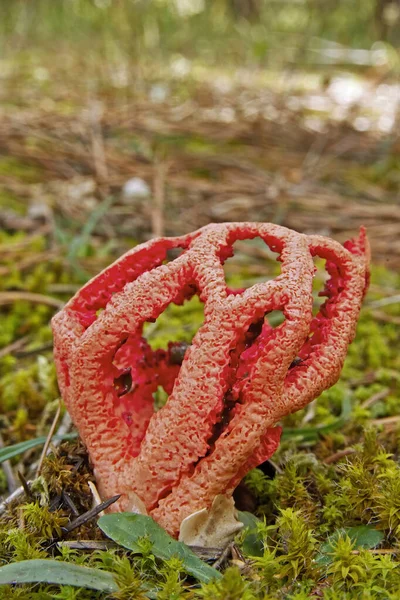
[52,223,370,537]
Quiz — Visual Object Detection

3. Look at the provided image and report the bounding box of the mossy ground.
[0,228,399,599]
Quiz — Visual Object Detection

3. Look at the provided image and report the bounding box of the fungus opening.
[312,257,329,315]
[266,309,285,328]
[153,385,169,412]
[143,294,205,351]
[164,246,187,263]
[287,254,346,377]
[221,237,281,293]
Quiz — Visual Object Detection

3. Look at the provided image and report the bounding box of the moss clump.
[196,566,258,600]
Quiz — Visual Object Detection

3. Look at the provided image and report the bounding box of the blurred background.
[0,0,399,275]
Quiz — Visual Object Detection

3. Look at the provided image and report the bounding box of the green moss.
[0,357,58,414]
[274,508,318,580]
[0,157,43,184]
[107,555,148,599]
[4,528,48,563]
[196,566,258,600]
[0,190,27,215]
[22,502,69,538]
[0,468,7,494]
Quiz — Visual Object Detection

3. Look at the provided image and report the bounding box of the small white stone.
[122,178,151,199]
[150,84,169,104]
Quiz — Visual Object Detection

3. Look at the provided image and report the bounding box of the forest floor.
[0,56,400,599]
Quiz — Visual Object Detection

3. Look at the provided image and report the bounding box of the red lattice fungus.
[52,223,370,537]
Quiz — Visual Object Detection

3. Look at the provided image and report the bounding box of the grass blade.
[0,559,118,592]
[0,433,77,464]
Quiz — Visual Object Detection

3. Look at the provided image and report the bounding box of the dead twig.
[324,448,357,464]
[56,539,221,561]
[352,548,398,555]
[152,159,167,238]
[0,485,29,515]
[0,335,30,359]
[371,310,400,326]
[17,472,33,500]
[371,416,400,429]
[62,491,80,517]
[0,291,64,310]
[36,398,62,477]
[0,431,18,492]
[14,341,54,358]
[57,540,119,551]
[366,294,400,310]
[88,100,109,187]
[0,250,58,277]
[212,541,235,570]
[62,494,121,534]
[361,387,390,410]
[47,284,80,295]
[52,411,73,449]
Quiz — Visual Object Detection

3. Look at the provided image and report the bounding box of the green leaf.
[98,512,221,583]
[0,433,78,464]
[0,559,118,592]
[345,525,385,549]
[237,511,264,557]
[316,525,384,566]
[282,394,352,442]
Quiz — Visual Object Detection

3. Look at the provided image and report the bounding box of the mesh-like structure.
[52,223,370,537]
